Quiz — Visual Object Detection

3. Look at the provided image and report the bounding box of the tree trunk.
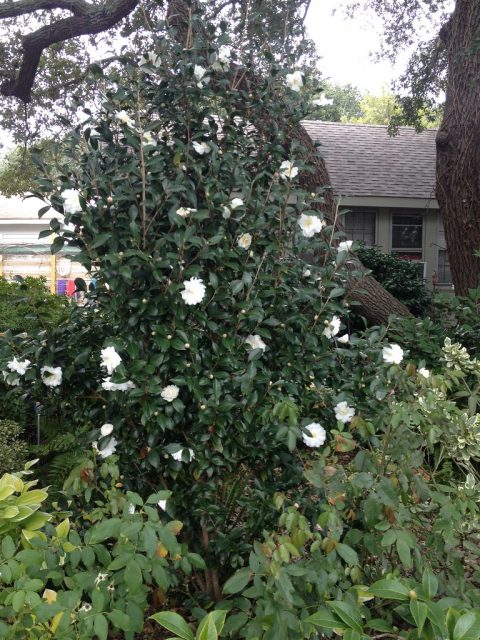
[292,123,412,323]
[436,1,480,295]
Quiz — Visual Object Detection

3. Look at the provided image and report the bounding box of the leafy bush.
[0,460,202,639]
[357,245,432,315]
[0,276,69,334]
[1,25,363,592]
[0,419,27,475]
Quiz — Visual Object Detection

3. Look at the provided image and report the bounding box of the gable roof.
[302,121,437,201]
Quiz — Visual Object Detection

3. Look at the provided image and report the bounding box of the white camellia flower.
[245,334,266,351]
[172,448,194,461]
[337,334,350,344]
[323,316,341,339]
[115,110,135,128]
[334,401,356,424]
[218,45,232,65]
[418,367,430,378]
[279,160,299,180]
[298,214,324,238]
[100,346,122,375]
[312,92,333,106]
[285,70,303,92]
[303,269,311,277]
[142,131,157,146]
[139,52,160,68]
[194,64,206,84]
[181,277,206,305]
[61,189,82,215]
[41,366,62,387]
[337,240,353,253]
[302,423,327,448]
[382,343,404,365]
[176,207,196,218]
[7,357,30,376]
[158,499,167,510]
[100,423,114,437]
[161,384,180,402]
[237,233,252,250]
[230,197,244,209]
[222,206,231,219]
[101,378,135,391]
[98,437,117,459]
[192,141,211,155]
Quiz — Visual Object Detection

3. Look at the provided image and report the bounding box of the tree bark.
[436,1,480,295]
[0,0,139,102]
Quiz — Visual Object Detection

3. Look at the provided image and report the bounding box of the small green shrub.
[0,276,70,334]
[357,245,432,315]
[0,419,28,475]
[0,460,202,639]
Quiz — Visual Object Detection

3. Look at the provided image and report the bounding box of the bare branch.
[0,0,90,19]
[0,0,139,102]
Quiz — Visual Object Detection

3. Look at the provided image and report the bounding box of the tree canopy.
[0,0,317,141]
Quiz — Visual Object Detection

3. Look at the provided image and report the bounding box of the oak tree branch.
[0,0,139,102]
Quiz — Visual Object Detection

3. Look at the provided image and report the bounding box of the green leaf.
[336,543,359,566]
[197,614,218,640]
[327,601,363,633]
[2,535,16,559]
[410,600,428,636]
[150,612,194,640]
[396,537,412,570]
[453,612,480,640]
[125,559,143,591]
[344,630,362,640]
[422,569,438,599]
[88,518,121,544]
[366,619,393,632]
[196,611,227,638]
[94,613,109,640]
[368,579,410,601]
[381,529,397,547]
[222,568,251,595]
[108,609,131,632]
[306,607,348,630]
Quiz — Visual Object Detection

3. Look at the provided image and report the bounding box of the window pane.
[438,249,452,284]
[344,209,376,246]
[392,225,423,249]
[391,212,423,251]
[392,215,423,226]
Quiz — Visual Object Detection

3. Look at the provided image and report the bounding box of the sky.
[305,0,406,94]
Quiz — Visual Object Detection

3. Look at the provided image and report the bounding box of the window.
[437,250,452,284]
[343,209,376,246]
[391,211,423,260]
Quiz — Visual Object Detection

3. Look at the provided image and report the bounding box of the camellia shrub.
[0,21,360,597]
[1,13,480,639]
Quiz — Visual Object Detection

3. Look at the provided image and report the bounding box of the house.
[302,121,451,289]
[0,195,86,293]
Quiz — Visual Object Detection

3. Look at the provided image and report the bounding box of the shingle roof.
[301,121,437,200]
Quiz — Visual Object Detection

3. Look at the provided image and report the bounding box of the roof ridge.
[301,119,438,133]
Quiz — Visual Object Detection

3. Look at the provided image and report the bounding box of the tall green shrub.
[357,245,431,315]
